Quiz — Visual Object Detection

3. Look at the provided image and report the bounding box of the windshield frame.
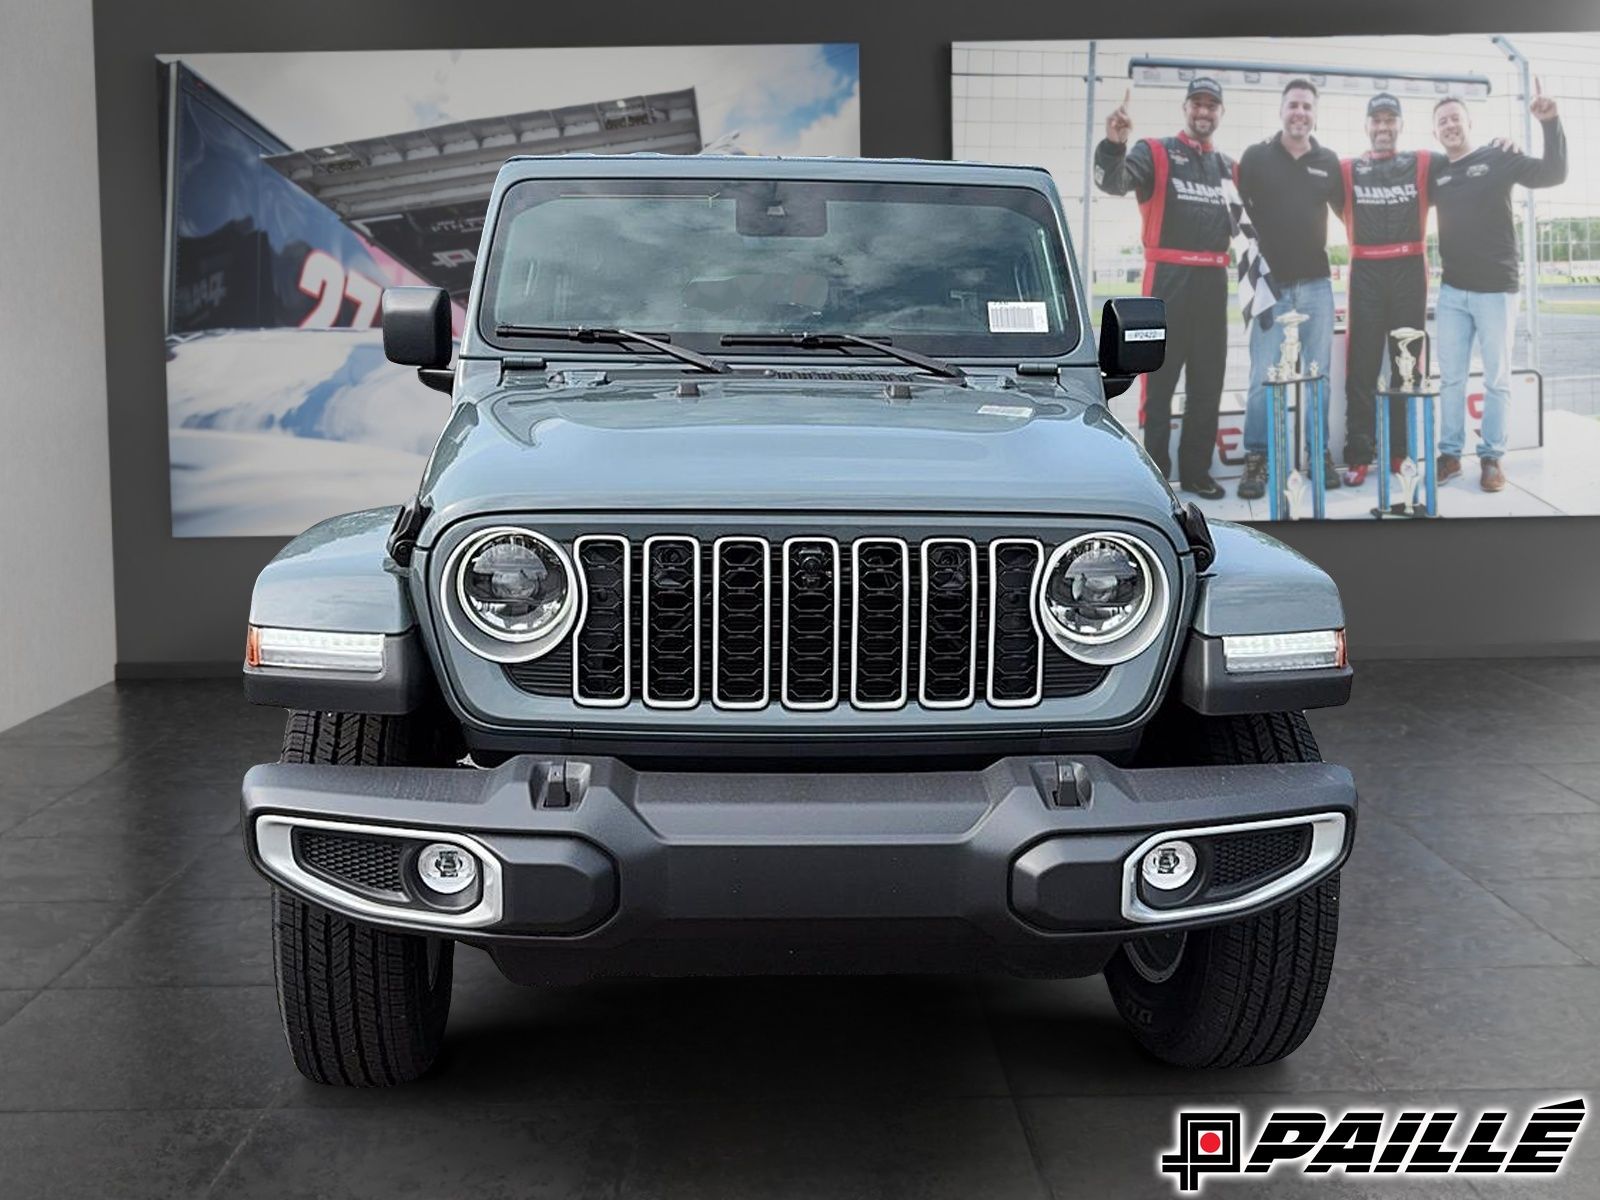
[474,175,1084,363]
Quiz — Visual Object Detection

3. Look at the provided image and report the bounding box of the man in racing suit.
[1339,93,1433,486]
[1094,77,1233,499]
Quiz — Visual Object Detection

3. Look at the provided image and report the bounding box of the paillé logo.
[1159,1098,1586,1193]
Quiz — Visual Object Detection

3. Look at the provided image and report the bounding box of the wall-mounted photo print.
[159,44,861,536]
[953,33,1595,520]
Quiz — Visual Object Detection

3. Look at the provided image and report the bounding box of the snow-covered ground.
[166,328,447,537]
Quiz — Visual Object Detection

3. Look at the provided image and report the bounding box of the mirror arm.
[1101,373,1135,399]
[417,367,454,394]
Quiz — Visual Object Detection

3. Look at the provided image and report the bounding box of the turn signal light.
[246,625,385,673]
[1222,630,1345,674]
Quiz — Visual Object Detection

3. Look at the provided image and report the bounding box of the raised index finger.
[1534,75,1544,97]
[1123,87,1132,107]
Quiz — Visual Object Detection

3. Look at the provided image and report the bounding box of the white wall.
[0,0,116,731]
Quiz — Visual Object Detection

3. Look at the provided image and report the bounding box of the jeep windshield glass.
[480,178,1080,361]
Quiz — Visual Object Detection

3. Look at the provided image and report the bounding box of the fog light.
[416,843,478,895]
[1141,840,1198,891]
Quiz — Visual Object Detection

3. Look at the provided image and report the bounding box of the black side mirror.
[382,287,454,392]
[1098,297,1167,399]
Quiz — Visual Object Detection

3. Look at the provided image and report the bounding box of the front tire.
[1104,711,1341,1068]
[269,710,457,1086]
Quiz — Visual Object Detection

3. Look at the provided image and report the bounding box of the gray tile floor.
[1,665,1597,1197]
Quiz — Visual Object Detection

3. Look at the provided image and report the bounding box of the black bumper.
[241,754,1357,983]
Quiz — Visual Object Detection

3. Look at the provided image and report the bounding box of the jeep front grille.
[509,535,1110,712]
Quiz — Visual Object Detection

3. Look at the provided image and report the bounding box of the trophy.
[1285,470,1308,520]
[1391,327,1427,393]
[1272,311,1309,381]
[1396,458,1421,515]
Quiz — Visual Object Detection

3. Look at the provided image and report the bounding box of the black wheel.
[269,710,457,1086]
[1105,710,1341,1068]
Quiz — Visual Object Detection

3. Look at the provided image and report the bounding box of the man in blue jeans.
[1235,79,1344,500]
[1431,83,1566,492]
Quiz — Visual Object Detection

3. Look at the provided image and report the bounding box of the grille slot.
[295,830,407,897]
[713,537,771,709]
[851,538,910,709]
[987,539,1044,706]
[642,536,701,708]
[1208,827,1312,897]
[782,537,841,710]
[573,535,630,706]
[919,539,979,708]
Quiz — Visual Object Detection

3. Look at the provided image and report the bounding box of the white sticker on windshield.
[987,301,1049,333]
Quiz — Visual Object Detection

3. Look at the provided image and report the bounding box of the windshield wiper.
[494,324,731,374]
[720,332,966,380]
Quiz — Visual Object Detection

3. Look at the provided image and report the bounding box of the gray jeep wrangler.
[241,154,1357,1086]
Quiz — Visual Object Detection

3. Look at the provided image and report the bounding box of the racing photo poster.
[953,32,1600,520]
[158,44,861,536]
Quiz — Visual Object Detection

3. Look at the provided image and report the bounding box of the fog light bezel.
[1120,813,1347,925]
[255,814,503,930]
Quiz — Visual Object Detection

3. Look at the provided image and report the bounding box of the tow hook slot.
[534,760,591,809]
[1039,759,1093,808]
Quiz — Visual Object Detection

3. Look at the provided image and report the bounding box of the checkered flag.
[1226,176,1277,331]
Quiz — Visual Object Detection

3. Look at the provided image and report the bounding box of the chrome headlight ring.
[439,526,584,664]
[1037,531,1171,666]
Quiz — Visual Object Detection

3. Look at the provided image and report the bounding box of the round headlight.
[1038,532,1169,665]
[461,533,569,638]
[1043,536,1152,643]
[443,528,581,661]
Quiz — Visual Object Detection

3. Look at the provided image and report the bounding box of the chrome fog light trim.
[247,626,385,674]
[1222,630,1345,674]
[254,815,503,930]
[1121,813,1347,925]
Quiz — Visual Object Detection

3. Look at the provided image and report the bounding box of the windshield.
[479,177,1080,359]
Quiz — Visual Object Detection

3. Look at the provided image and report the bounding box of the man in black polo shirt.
[1235,78,1344,500]
[1431,85,1567,492]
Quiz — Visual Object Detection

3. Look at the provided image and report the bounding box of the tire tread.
[1107,710,1341,1069]
[269,709,453,1087]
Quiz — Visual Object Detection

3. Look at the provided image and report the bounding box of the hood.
[417,371,1181,543]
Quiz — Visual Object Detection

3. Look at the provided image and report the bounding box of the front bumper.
[241,754,1356,982]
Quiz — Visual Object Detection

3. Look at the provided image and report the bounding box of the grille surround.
[465,520,1176,721]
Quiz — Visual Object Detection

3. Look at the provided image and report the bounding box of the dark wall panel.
[92,0,1600,668]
